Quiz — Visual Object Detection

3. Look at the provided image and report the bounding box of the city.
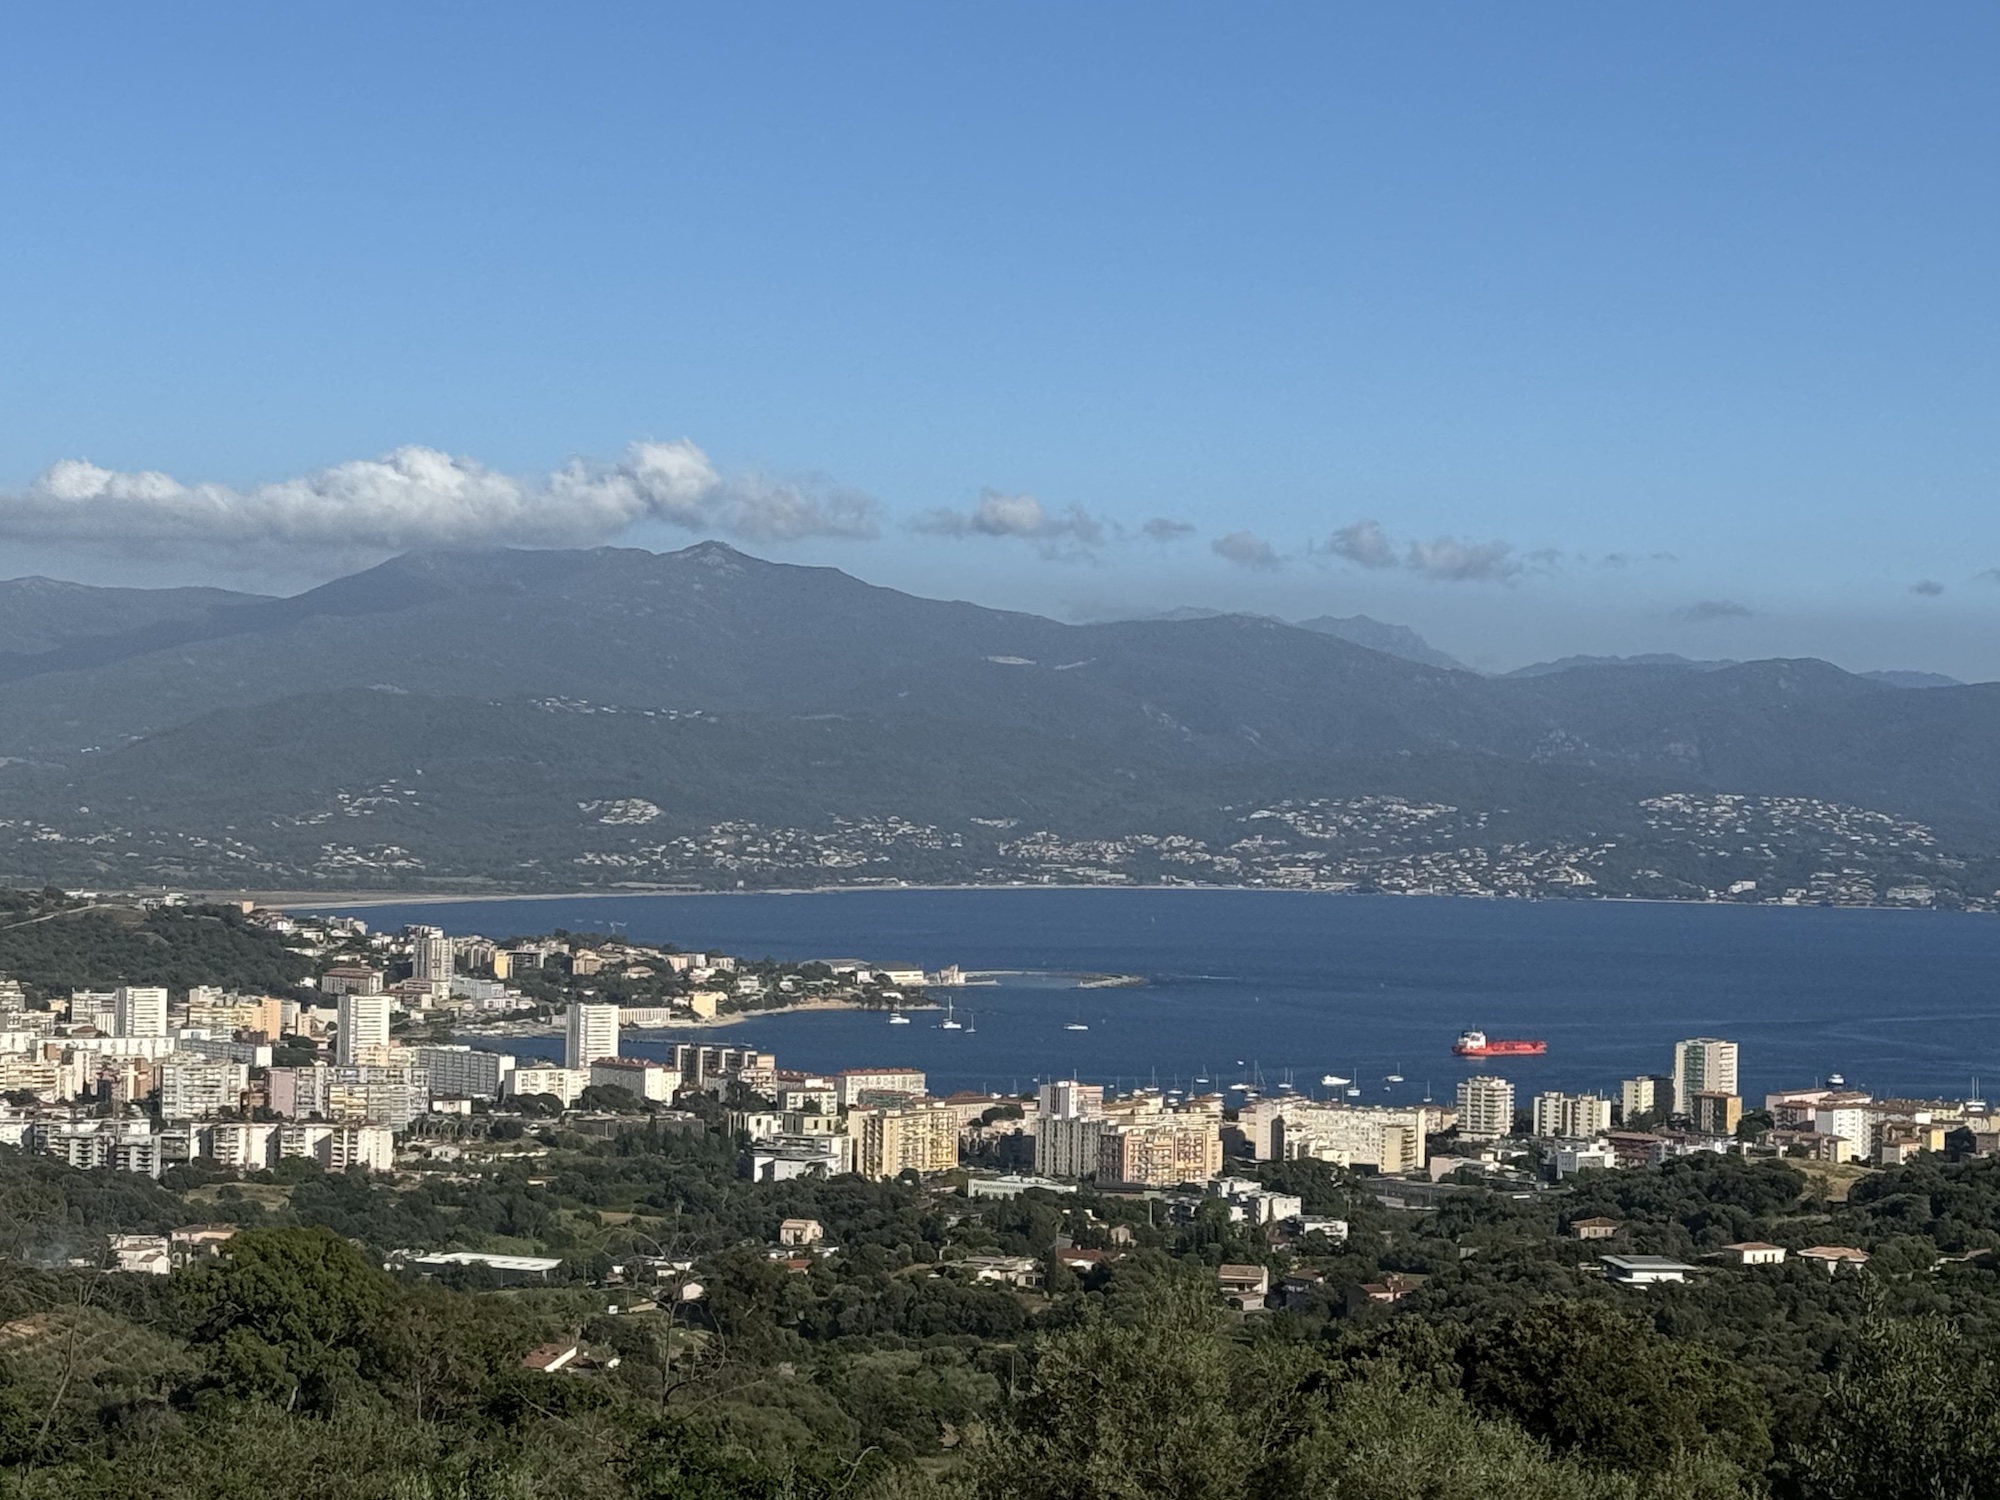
[2,900,1960,1291]
[8,7,2000,1495]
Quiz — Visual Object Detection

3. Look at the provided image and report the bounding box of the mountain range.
[0,543,1994,905]
[1124,606,1468,672]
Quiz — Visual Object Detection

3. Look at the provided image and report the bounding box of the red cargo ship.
[1453,1029,1548,1058]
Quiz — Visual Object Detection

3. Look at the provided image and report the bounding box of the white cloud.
[1324,519,1398,569]
[1405,535,1519,583]
[0,439,879,554]
[1319,518,1520,582]
[911,489,1106,552]
[1210,530,1281,570]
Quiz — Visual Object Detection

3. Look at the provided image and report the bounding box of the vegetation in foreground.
[8,1120,2000,1497]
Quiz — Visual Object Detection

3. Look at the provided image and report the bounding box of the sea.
[302,889,2000,1105]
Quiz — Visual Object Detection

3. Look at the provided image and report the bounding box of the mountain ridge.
[0,542,1993,904]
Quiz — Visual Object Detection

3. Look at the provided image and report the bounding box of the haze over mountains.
[0,542,1994,903]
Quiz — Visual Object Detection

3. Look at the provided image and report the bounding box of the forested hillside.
[0,542,1997,900]
[0,893,311,998]
[9,1109,2000,1497]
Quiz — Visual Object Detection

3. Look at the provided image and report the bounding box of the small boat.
[1827,1072,1846,1087]
[1065,1021,1089,1032]
[1344,1085,1362,1098]
[966,1012,977,1034]
[1228,1082,1250,1092]
[939,999,962,1031]
[887,1011,911,1025]
[1385,1067,1404,1083]
[1320,1073,1349,1088]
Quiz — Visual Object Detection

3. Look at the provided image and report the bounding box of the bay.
[306,889,2000,1105]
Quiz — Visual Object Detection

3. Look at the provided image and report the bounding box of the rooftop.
[409,1250,564,1273]
[1601,1255,1697,1272]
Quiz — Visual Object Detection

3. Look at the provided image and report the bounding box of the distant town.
[5,786,1983,911]
[0,896,1970,1290]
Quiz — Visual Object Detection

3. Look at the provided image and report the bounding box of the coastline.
[668,996,899,1029]
[459,995,903,1041]
[235,882,1991,920]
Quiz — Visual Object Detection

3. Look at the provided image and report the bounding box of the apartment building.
[1672,1038,1739,1117]
[563,1002,621,1069]
[1097,1116,1223,1187]
[1531,1091,1613,1140]
[411,928,456,983]
[1034,1113,1107,1179]
[320,966,385,997]
[508,1066,591,1107]
[413,1044,515,1100]
[113,986,169,1039]
[1235,1096,1436,1174]
[153,1053,248,1119]
[30,1117,162,1176]
[1456,1076,1516,1141]
[1690,1091,1744,1137]
[851,1100,960,1179]
[589,1058,682,1102]
[1619,1075,1672,1119]
[836,1067,927,1108]
[335,990,392,1066]
[269,1063,430,1128]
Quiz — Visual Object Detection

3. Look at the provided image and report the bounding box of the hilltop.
[0,542,1993,903]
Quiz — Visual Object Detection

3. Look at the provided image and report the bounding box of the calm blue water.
[303,890,2000,1104]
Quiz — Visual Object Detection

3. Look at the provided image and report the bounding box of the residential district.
[0,902,1983,1294]
[26,784,1980,908]
[566,792,1980,908]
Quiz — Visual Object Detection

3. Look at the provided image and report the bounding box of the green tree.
[1789,1315,2000,1500]
[176,1226,393,1411]
[977,1279,1257,1500]
[1459,1300,1770,1476]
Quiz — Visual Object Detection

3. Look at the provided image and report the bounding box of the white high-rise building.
[411,927,456,983]
[1672,1038,1739,1117]
[1530,1091,1613,1140]
[1456,1075,1516,1141]
[336,991,392,1066]
[1037,1078,1105,1120]
[154,1053,249,1119]
[564,1002,620,1069]
[113,986,169,1039]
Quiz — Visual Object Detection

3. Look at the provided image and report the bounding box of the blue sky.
[3,5,1999,675]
